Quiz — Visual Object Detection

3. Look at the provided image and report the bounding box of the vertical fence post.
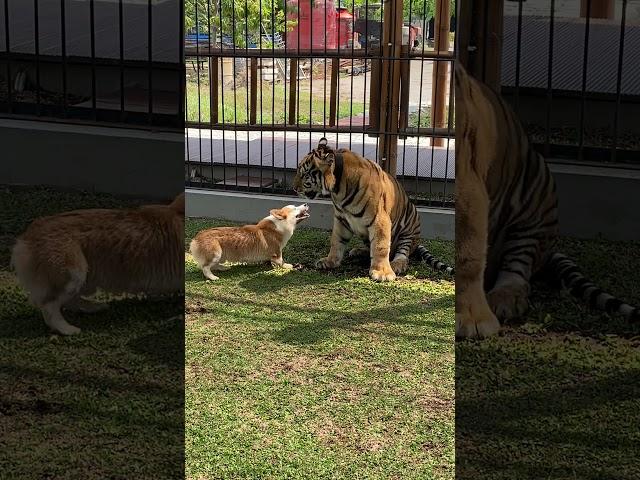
[250,57,257,124]
[288,59,298,125]
[581,0,614,19]
[369,57,381,133]
[431,0,451,147]
[210,57,219,123]
[458,0,503,92]
[378,0,404,176]
[398,44,410,138]
[329,58,339,127]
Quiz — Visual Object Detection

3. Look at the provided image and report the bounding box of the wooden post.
[483,0,504,92]
[378,0,403,175]
[250,57,257,125]
[398,45,410,138]
[581,0,615,19]
[458,0,503,93]
[329,58,339,127]
[368,56,381,133]
[209,57,219,123]
[431,0,451,147]
[288,59,298,125]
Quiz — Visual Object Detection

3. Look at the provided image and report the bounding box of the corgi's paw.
[57,324,82,336]
[64,297,108,314]
[281,263,294,270]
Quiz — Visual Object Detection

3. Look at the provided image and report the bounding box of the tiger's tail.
[414,244,455,276]
[548,252,639,323]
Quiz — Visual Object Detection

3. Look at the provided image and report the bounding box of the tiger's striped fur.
[292,139,453,281]
[455,62,638,338]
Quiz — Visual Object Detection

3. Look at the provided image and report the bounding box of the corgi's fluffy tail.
[189,238,205,268]
[169,192,185,214]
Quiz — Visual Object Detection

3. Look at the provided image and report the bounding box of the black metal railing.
[0,0,183,131]
[501,0,639,164]
[185,0,456,207]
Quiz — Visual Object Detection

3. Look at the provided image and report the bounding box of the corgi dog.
[11,193,185,335]
[189,204,310,281]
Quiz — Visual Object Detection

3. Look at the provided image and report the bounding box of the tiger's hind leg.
[487,271,531,321]
[347,237,370,266]
[487,236,549,320]
[316,216,354,270]
[390,226,420,276]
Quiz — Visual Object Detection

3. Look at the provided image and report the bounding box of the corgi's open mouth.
[295,206,310,223]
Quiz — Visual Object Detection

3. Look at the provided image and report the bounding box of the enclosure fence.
[461,0,639,165]
[0,0,183,131]
[185,0,456,207]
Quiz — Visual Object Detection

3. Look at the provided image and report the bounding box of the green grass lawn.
[185,218,455,480]
[186,79,365,125]
[456,237,640,479]
[0,186,184,479]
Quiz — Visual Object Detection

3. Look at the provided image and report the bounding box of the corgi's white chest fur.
[265,215,294,247]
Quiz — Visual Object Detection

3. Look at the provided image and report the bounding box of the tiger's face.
[293,150,332,199]
[293,154,321,199]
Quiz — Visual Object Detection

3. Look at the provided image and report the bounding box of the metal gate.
[184,0,456,207]
[459,0,639,165]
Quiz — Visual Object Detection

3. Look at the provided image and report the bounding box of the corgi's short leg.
[64,296,109,313]
[271,253,293,270]
[42,301,81,335]
[211,263,230,271]
[201,248,223,280]
[202,265,219,281]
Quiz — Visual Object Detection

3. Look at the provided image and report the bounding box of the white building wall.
[503,0,640,22]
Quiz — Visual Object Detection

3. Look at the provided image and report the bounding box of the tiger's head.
[292,138,336,200]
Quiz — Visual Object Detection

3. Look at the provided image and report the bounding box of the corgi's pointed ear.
[270,209,285,220]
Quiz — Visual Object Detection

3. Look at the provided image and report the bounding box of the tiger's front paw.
[348,246,369,258]
[487,282,530,320]
[456,305,500,338]
[370,265,396,282]
[316,257,341,269]
[390,257,409,275]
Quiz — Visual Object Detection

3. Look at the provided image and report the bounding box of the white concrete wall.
[186,189,456,241]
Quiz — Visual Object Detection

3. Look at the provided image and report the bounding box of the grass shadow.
[188,290,454,346]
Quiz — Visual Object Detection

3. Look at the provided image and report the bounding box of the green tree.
[185,0,455,46]
[185,0,290,47]
[341,0,455,22]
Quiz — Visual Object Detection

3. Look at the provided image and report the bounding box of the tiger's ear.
[270,209,286,220]
[319,151,335,166]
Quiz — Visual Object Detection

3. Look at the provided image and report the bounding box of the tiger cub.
[455,62,638,338]
[293,139,453,282]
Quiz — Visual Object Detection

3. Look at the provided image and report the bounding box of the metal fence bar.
[90,0,97,120]
[1,1,180,130]
[496,0,635,165]
[148,0,153,124]
[34,0,40,115]
[611,0,628,163]
[119,0,125,120]
[544,0,556,158]
[60,0,67,116]
[577,0,592,161]
[3,0,11,113]
[184,0,456,207]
